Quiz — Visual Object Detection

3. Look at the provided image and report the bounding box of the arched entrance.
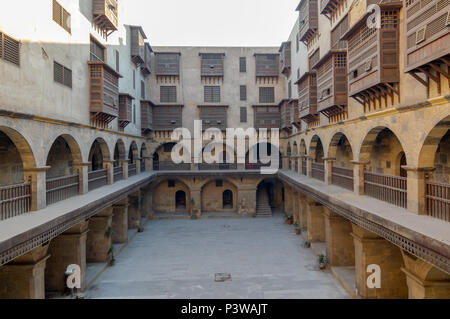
[175,190,187,211]
[256,178,284,217]
[222,190,233,209]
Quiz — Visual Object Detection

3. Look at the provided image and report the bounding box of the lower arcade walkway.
[85,215,349,299]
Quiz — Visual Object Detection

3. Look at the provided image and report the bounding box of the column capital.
[322,157,336,162]
[401,166,435,172]
[350,160,370,165]
[23,166,50,173]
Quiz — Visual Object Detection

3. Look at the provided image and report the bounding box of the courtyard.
[85,215,350,299]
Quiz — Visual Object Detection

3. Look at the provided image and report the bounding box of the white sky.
[121,0,300,47]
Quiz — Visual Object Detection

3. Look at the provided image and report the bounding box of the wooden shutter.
[63,66,72,88]
[2,33,20,66]
[115,50,120,71]
[240,85,247,101]
[240,107,247,123]
[62,7,71,33]
[53,0,62,26]
[201,53,224,76]
[259,87,275,103]
[239,57,246,72]
[204,86,220,103]
[156,53,180,76]
[54,61,64,84]
[90,38,104,61]
[141,81,145,99]
[160,86,176,103]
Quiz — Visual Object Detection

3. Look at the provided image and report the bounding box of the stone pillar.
[299,156,306,175]
[73,162,89,194]
[144,156,152,171]
[86,207,113,263]
[45,221,89,292]
[401,250,450,299]
[296,156,302,173]
[292,190,299,224]
[351,224,408,298]
[135,158,141,174]
[102,160,114,185]
[351,161,368,195]
[403,166,434,215]
[305,198,325,242]
[112,198,128,244]
[285,186,292,215]
[323,207,354,266]
[0,244,50,299]
[237,154,246,170]
[120,159,129,180]
[282,155,289,170]
[23,166,49,211]
[298,193,308,231]
[141,186,153,219]
[190,187,202,217]
[237,186,257,216]
[307,157,314,178]
[323,158,336,185]
[128,191,141,229]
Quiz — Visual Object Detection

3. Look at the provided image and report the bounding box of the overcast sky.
[121,0,300,47]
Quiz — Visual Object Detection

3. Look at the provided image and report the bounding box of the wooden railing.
[312,162,325,181]
[302,158,307,175]
[426,181,450,222]
[0,183,31,220]
[113,166,123,183]
[128,163,137,177]
[46,175,79,205]
[199,163,238,170]
[332,166,354,191]
[364,172,407,208]
[88,169,108,191]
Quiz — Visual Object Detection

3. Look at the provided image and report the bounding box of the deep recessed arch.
[309,135,324,162]
[46,134,83,178]
[88,137,111,171]
[328,132,354,168]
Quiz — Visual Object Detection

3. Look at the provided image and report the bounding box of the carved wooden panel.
[152,105,182,130]
[155,52,180,76]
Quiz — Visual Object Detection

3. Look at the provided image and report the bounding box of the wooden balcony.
[88,61,122,125]
[92,0,118,37]
[152,105,183,131]
[279,42,291,75]
[290,99,301,128]
[130,26,147,66]
[296,72,319,124]
[314,51,348,118]
[140,100,153,133]
[279,99,292,131]
[155,52,180,77]
[297,0,319,43]
[141,43,152,76]
[200,53,225,77]
[198,105,228,131]
[342,4,401,106]
[321,0,346,18]
[253,105,281,129]
[118,94,133,129]
[255,54,280,78]
[404,0,450,93]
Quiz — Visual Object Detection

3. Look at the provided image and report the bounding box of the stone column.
[120,159,129,180]
[351,161,369,195]
[285,186,292,215]
[190,187,202,217]
[323,207,354,266]
[86,207,114,263]
[72,162,89,195]
[323,158,336,185]
[23,166,50,211]
[45,221,89,292]
[292,190,299,224]
[305,198,325,242]
[102,160,114,185]
[0,244,50,299]
[298,193,308,231]
[403,166,435,215]
[141,186,153,219]
[307,156,314,178]
[128,191,141,229]
[296,156,302,173]
[282,155,289,170]
[135,157,141,174]
[401,250,450,299]
[351,224,408,299]
[299,156,306,175]
[144,156,152,171]
[112,198,128,244]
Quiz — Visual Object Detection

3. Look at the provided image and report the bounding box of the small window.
[216,180,223,187]
[240,107,247,123]
[239,57,246,73]
[133,70,136,89]
[204,86,220,103]
[168,180,175,187]
[160,86,177,103]
[288,81,292,99]
[259,87,275,103]
[0,32,20,66]
[352,70,358,79]
[141,80,145,99]
[54,61,72,88]
[415,26,426,44]
[133,104,136,123]
[115,50,120,72]
[53,0,71,33]
[90,38,105,61]
[240,85,247,101]
[296,33,300,52]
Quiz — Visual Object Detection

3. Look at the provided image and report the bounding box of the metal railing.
[113,166,123,183]
[364,171,407,208]
[311,162,325,181]
[0,182,31,220]
[332,166,354,191]
[128,163,137,177]
[46,175,79,205]
[88,169,108,191]
[426,181,450,222]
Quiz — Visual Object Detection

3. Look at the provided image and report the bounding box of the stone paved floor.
[85,214,350,299]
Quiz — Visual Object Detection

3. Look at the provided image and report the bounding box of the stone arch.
[359,126,408,176]
[328,132,354,168]
[309,135,324,162]
[140,142,149,158]
[418,114,450,169]
[293,141,298,155]
[299,139,307,156]
[128,141,139,163]
[0,127,37,186]
[201,179,238,213]
[88,137,111,172]
[256,177,284,211]
[114,139,126,166]
[45,134,83,179]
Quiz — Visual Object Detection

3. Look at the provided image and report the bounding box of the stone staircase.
[256,188,272,218]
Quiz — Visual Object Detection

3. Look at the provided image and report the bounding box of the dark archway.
[223,190,233,209]
[175,190,187,211]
